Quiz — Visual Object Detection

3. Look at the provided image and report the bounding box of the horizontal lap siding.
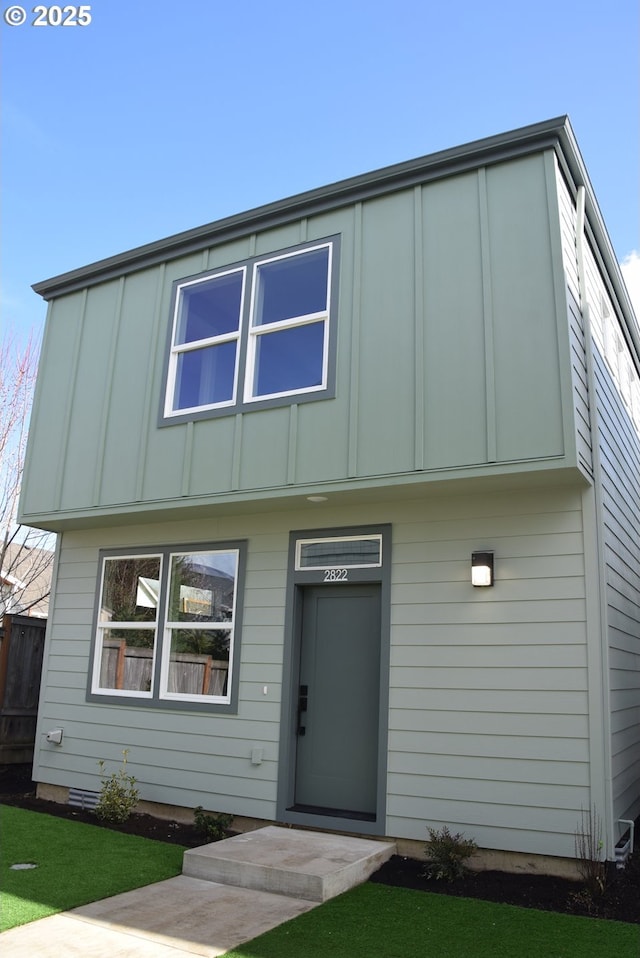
[387,490,588,858]
[593,348,640,824]
[36,489,591,856]
[556,160,640,830]
[35,522,289,819]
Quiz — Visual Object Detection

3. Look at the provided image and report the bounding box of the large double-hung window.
[163,238,338,423]
[88,543,246,711]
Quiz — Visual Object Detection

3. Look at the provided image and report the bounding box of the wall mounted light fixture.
[471,552,494,587]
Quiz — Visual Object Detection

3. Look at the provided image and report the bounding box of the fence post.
[115,639,126,690]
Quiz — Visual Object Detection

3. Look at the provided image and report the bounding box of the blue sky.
[2,0,639,345]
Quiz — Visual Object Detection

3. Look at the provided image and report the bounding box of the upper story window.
[170,269,245,413]
[162,238,339,424]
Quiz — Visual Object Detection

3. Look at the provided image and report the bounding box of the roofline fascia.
[32,114,638,359]
[553,121,640,361]
[33,116,571,300]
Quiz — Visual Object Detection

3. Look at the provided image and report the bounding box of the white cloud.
[620,250,640,321]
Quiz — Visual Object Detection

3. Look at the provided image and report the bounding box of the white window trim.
[159,548,240,705]
[295,534,383,571]
[162,238,337,422]
[91,552,162,700]
[244,243,333,404]
[89,543,246,711]
[164,266,246,419]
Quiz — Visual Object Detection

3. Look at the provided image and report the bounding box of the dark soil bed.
[370,853,640,924]
[2,764,639,923]
[0,763,206,848]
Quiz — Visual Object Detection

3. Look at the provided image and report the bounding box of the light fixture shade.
[472,551,494,587]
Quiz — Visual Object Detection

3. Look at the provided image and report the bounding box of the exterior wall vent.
[68,787,100,810]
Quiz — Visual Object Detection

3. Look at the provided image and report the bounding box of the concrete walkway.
[1,826,396,957]
[0,876,318,957]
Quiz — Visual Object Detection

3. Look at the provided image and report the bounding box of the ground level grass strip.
[0,804,185,931]
[223,882,640,958]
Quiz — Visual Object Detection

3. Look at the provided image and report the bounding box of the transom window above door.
[295,535,383,570]
[162,238,339,424]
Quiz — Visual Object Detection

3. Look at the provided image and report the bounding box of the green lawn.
[3,806,638,957]
[0,804,186,931]
[222,883,640,958]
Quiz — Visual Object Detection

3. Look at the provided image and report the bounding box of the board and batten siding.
[35,487,590,857]
[568,290,593,479]
[22,152,575,528]
[555,159,581,304]
[554,160,594,480]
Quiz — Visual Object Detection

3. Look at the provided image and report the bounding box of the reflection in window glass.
[169,269,244,414]
[166,629,231,697]
[96,556,161,694]
[173,341,237,410]
[297,536,382,569]
[163,550,239,701]
[92,545,244,707]
[164,240,335,418]
[177,271,243,343]
[254,248,329,326]
[253,322,324,397]
[101,557,161,622]
[167,552,237,622]
[99,629,155,692]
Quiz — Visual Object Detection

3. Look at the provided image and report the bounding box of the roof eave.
[33,115,571,301]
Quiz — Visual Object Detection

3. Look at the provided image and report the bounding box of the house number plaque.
[323,568,348,581]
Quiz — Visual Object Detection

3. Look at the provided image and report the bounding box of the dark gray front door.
[293,584,381,818]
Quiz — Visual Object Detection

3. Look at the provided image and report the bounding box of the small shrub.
[423,825,478,881]
[574,805,607,897]
[193,806,233,842]
[95,750,139,824]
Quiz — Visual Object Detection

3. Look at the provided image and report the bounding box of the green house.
[22,117,640,873]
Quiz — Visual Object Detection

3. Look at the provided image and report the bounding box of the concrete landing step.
[183,825,396,902]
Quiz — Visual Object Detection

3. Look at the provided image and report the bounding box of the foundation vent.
[68,787,100,810]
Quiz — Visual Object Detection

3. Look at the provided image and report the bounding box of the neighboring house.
[21,117,640,870]
[0,542,53,618]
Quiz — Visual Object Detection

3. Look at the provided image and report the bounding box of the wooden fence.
[0,614,46,763]
[101,639,228,696]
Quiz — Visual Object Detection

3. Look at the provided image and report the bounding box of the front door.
[293,583,381,819]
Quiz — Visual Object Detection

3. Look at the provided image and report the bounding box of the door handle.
[297,684,308,736]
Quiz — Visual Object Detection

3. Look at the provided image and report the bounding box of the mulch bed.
[370,853,640,924]
[2,764,639,924]
[0,763,205,848]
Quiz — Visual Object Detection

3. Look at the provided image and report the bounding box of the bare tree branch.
[0,331,55,618]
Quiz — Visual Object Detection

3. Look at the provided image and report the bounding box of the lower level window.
[89,543,245,710]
